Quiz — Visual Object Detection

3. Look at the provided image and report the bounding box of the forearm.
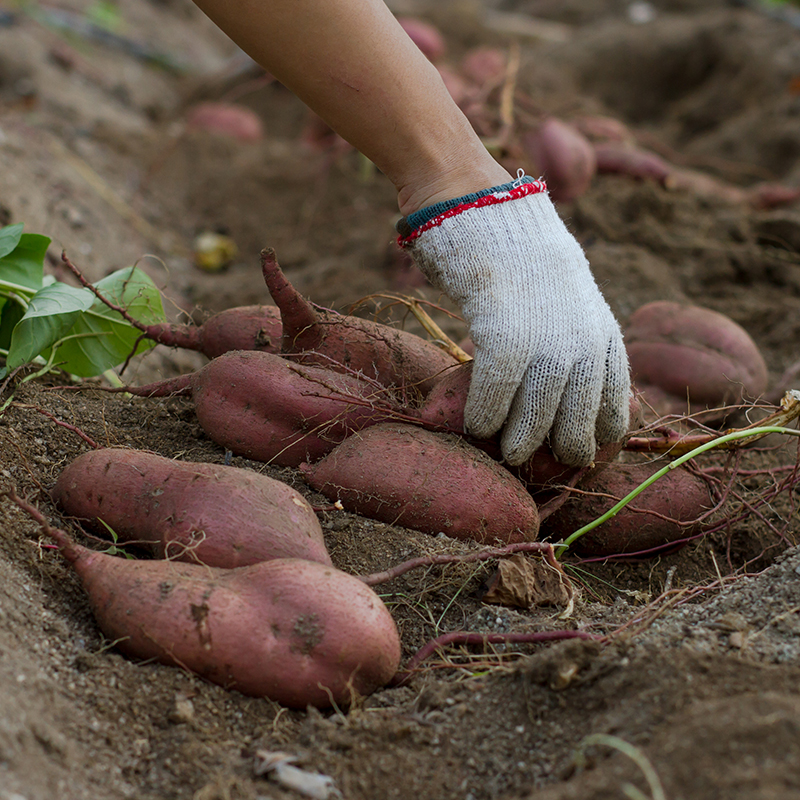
[191,0,510,212]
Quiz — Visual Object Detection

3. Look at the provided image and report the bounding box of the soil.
[2,1,800,798]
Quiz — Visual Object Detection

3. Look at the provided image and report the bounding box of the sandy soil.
[2,1,800,798]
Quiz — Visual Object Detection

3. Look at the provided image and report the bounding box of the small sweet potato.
[40,519,400,708]
[122,350,402,466]
[142,305,283,359]
[261,248,457,398]
[460,46,506,87]
[543,461,711,556]
[52,448,331,568]
[300,422,539,545]
[522,117,597,202]
[185,102,265,142]
[625,301,769,416]
[436,64,473,107]
[397,17,446,62]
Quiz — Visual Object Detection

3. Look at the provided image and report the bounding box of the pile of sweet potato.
[22,246,777,707]
[120,249,764,558]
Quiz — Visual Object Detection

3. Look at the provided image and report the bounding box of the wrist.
[395,152,513,218]
[397,175,548,246]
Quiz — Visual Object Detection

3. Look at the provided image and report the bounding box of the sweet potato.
[625,301,769,416]
[51,448,331,568]
[460,47,506,87]
[747,182,800,210]
[572,115,635,144]
[34,515,399,707]
[543,461,711,556]
[261,248,458,398]
[122,350,402,466]
[417,362,632,490]
[592,142,672,183]
[142,305,283,359]
[397,17,446,62]
[522,117,597,203]
[436,64,473,108]
[185,102,265,142]
[300,422,539,544]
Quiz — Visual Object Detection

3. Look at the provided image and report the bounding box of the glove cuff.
[396,175,547,247]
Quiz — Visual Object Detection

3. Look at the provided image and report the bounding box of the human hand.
[398,176,630,467]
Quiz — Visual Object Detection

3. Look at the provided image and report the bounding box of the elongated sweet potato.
[122,350,402,466]
[35,517,399,708]
[417,362,633,490]
[52,448,331,568]
[142,305,283,359]
[300,422,539,545]
[592,142,672,183]
[543,461,711,556]
[625,301,769,417]
[261,248,458,397]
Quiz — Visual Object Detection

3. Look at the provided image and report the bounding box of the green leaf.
[44,265,165,377]
[0,232,51,291]
[0,298,27,352]
[0,224,24,259]
[6,283,95,369]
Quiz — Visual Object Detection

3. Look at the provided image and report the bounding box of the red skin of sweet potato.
[261,248,457,398]
[51,448,331,568]
[543,462,711,556]
[49,530,400,708]
[460,47,506,87]
[300,422,539,545]
[625,301,769,413]
[397,17,446,62]
[522,117,597,203]
[185,102,265,142]
[417,363,632,491]
[124,350,402,466]
[572,115,635,144]
[143,305,283,359]
[592,142,672,183]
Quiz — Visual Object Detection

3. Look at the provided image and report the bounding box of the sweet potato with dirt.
[300,422,539,545]
[417,362,634,490]
[21,508,400,708]
[522,117,597,202]
[142,305,283,359]
[121,350,402,466]
[261,248,457,398]
[543,461,711,556]
[51,448,331,568]
[625,301,769,417]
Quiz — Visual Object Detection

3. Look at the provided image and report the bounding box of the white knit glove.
[397,176,630,467]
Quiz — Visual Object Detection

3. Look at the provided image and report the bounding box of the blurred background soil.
[1,0,800,798]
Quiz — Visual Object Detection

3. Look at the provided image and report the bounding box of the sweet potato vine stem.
[3,488,80,563]
[12,403,100,449]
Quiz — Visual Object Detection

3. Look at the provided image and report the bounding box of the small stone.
[168,693,194,724]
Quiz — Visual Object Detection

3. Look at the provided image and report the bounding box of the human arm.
[189,0,631,464]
